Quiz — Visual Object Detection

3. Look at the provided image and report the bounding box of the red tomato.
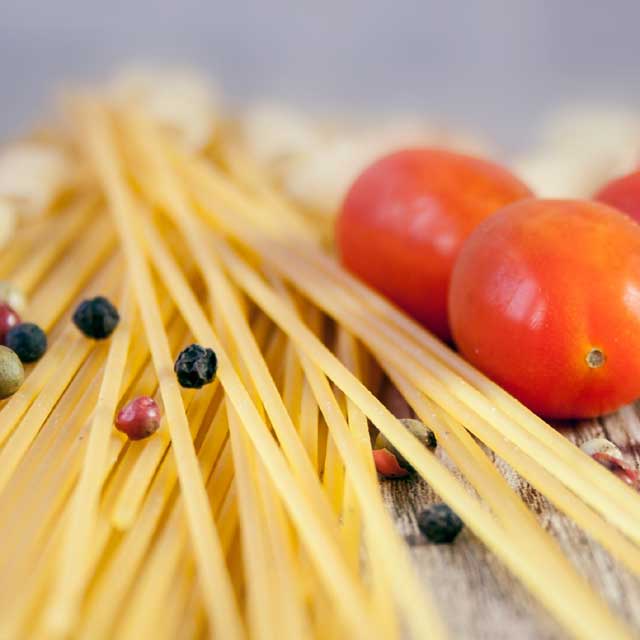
[449,199,640,419]
[595,170,640,223]
[336,149,532,341]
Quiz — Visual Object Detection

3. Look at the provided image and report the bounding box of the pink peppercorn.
[115,396,161,440]
[373,448,411,478]
[0,303,21,345]
[592,452,640,489]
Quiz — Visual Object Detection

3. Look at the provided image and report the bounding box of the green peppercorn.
[0,345,24,398]
[374,418,437,474]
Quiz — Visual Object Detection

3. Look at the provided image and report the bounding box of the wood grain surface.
[381,384,640,639]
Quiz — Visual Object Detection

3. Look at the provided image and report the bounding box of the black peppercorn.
[417,503,463,544]
[72,296,120,339]
[5,323,47,362]
[174,344,217,389]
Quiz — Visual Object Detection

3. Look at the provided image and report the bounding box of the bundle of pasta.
[0,69,636,640]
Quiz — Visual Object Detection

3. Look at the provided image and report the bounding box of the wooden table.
[381,386,640,639]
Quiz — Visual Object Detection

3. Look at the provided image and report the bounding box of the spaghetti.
[0,85,637,640]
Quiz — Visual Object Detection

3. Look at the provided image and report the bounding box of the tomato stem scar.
[586,348,606,369]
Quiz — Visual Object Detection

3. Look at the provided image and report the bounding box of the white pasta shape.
[240,103,325,166]
[0,197,17,248]
[0,143,72,218]
[514,106,640,197]
[110,66,220,151]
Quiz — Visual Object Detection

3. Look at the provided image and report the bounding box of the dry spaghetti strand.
[44,285,133,635]
[78,100,245,640]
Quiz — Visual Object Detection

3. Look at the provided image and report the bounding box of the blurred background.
[2,0,640,150]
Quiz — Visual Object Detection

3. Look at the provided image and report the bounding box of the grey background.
[1,0,639,148]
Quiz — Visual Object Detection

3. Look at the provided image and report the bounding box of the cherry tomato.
[449,199,640,419]
[595,170,640,223]
[336,149,532,341]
